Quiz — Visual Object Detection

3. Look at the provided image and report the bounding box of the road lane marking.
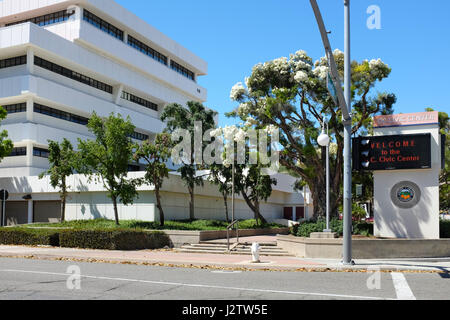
[391,272,416,300]
[0,268,395,300]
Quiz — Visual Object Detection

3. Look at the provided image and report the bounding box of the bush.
[292,218,373,238]
[0,228,60,246]
[441,220,450,238]
[59,229,171,250]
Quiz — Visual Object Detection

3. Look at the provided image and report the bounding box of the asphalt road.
[0,257,448,300]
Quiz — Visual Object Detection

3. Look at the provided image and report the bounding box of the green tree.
[228,50,395,218]
[39,139,78,222]
[134,133,172,226]
[161,101,217,220]
[209,163,233,223]
[426,108,449,212]
[78,112,140,225]
[0,106,13,161]
[234,162,277,225]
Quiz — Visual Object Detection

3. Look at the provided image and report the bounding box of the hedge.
[0,228,61,246]
[59,229,172,250]
[291,218,373,238]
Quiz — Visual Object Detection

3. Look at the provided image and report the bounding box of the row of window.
[3,101,149,141]
[34,103,89,126]
[0,56,27,69]
[34,56,113,94]
[170,60,195,81]
[127,35,168,66]
[81,9,195,81]
[121,91,158,112]
[3,103,26,114]
[5,9,74,27]
[83,9,124,41]
[8,147,49,158]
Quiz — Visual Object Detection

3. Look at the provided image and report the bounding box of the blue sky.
[116,0,450,127]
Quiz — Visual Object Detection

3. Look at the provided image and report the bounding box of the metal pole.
[326,122,330,232]
[343,0,354,265]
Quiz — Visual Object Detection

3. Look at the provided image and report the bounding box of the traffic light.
[352,137,372,171]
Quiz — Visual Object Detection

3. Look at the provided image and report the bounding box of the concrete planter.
[277,235,450,259]
[158,228,289,248]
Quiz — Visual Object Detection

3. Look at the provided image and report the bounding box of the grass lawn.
[22,219,286,231]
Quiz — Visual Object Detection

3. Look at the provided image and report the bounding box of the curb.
[0,252,448,274]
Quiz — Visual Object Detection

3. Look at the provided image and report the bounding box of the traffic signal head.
[352,137,372,171]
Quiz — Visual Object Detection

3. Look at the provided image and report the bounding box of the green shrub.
[292,218,373,238]
[59,229,171,250]
[0,228,60,246]
[440,219,450,238]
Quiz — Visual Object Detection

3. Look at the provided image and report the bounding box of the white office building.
[0,0,312,225]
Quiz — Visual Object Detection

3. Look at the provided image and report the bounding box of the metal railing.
[226,220,239,252]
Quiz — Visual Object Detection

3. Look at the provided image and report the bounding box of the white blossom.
[313,65,328,80]
[294,70,308,83]
[230,82,246,101]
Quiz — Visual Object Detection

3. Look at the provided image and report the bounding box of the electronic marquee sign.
[353,133,432,171]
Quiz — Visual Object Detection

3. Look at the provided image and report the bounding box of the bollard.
[251,242,261,263]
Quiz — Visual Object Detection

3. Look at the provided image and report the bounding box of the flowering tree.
[228,50,396,218]
[209,125,277,225]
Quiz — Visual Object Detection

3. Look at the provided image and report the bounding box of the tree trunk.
[241,191,267,225]
[155,187,165,227]
[188,186,195,221]
[60,195,66,222]
[60,181,66,222]
[112,195,120,226]
[222,193,229,223]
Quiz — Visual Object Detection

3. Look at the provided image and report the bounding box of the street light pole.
[310,0,353,265]
[317,121,331,232]
[342,0,354,265]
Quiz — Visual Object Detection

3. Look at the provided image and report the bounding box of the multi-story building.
[0,0,207,177]
[0,0,312,226]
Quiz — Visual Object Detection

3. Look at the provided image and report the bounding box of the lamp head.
[317,131,330,147]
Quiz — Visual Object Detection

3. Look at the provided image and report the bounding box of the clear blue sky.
[116,0,450,127]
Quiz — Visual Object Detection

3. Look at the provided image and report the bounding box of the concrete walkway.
[1,244,449,273]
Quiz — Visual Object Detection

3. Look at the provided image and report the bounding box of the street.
[0,257,448,300]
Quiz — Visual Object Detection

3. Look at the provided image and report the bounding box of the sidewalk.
[1,245,449,273]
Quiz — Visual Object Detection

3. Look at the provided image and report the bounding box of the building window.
[129,131,149,141]
[34,56,113,94]
[9,147,27,157]
[121,91,158,112]
[5,10,75,27]
[127,164,141,172]
[170,60,195,81]
[34,103,89,126]
[34,102,148,141]
[33,147,49,158]
[127,35,167,66]
[0,56,27,69]
[83,9,123,41]
[3,103,26,114]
